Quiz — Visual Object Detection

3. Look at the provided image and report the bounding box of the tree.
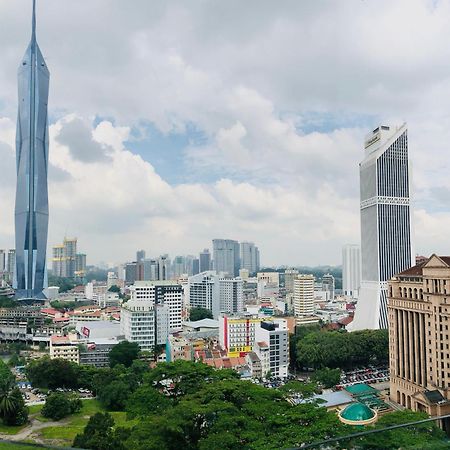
[0,371,28,427]
[109,341,140,368]
[73,412,124,450]
[188,307,213,321]
[42,392,82,421]
[126,386,171,419]
[295,329,389,370]
[0,296,16,308]
[96,380,131,411]
[312,368,341,388]
[108,285,120,293]
[26,357,80,389]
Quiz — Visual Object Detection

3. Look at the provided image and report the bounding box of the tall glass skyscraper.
[14,0,50,300]
[351,124,414,330]
[212,239,240,277]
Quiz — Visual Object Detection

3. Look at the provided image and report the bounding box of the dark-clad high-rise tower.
[15,0,49,300]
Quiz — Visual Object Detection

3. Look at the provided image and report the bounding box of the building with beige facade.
[388,255,450,428]
[49,334,79,363]
[293,274,315,317]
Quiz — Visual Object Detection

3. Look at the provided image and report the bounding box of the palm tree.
[0,376,19,419]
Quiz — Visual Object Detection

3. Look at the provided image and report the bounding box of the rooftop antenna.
[32,0,36,42]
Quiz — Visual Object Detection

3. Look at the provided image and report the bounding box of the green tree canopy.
[295,329,389,370]
[188,307,213,321]
[109,341,141,368]
[74,412,124,450]
[42,392,82,421]
[312,367,342,388]
[26,357,80,389]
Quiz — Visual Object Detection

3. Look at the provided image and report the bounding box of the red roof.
[41,308,60,316]
[339,316,354,326]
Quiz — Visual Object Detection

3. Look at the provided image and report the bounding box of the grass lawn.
[0,424,27,436]
[36,399,137,445]
[27,405,43,415]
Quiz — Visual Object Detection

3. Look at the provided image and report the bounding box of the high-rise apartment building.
[0,250,6,274]
[240,242,260,274]
[352,124,414,330]
[342,244,361,298]
[293,274,315,317]
[75,254,87,280]
[213,239,240,277]
[199,249,211,272]
[52,238,83,279]
[7,250,16,285]
[219,277,244,314]
[322,273,335,301]
[120,300,156,351]
[15,2,49,300]
[388,255,450,423]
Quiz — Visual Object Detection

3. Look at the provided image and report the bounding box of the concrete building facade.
[388,255,450,426]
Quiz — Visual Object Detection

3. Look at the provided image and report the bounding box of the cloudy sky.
[0,0,450,267]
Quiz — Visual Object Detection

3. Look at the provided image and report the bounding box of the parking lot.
[337,366,389,389]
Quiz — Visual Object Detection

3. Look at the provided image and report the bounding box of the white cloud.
[0,1,450,265]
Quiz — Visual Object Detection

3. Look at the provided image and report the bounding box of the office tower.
[125,262,137,284]
[352,124,414,330]
[143,259,159,281]
[293,274,315,316]
[322,273,335,301]
[219,277,243,313]
[213,239,240,276]
[199,249,211,272]
[158,255,170,280]
[7,250,16,284]
[131,281,183,333]
[284,269,299,294]
[15,1,50,300]
[240,242,260,274]
[192,258,200,275]
[342,244,361,298]
[187,271,220,318]
[136,250,145,263]
[172,256,186,278]
[388,255,450,421]
[120,300,156,351]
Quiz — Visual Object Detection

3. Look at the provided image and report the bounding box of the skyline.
[1,0,450,266]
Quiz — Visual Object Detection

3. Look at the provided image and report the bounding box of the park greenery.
[109,341,141,368]
[13,354,448,449]
[0,360,28,427]
[41,392,82,421]
[291,326,389,370]
[188,307,213,321]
